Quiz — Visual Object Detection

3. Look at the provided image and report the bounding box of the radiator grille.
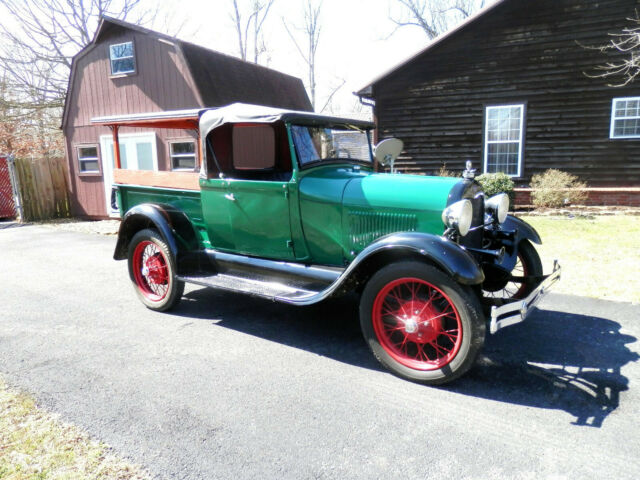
[347,210,417,250]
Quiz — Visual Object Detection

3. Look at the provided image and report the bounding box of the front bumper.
[489,260,561,334]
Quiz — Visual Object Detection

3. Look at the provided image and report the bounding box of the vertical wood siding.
[372,0,640,185]
[64,27,201,217]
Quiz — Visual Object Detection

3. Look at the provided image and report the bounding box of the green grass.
[0,379,151,480]
[518,215,640,304]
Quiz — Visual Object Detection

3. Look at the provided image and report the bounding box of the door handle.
[224,193,236,201]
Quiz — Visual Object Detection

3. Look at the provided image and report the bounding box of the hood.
[343,173,459,213]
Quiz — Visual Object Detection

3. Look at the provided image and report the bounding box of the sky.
[156,0,495,114]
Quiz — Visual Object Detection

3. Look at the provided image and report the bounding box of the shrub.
[436,163,460,178]
[476,172,515,207]
[530,169,587,208]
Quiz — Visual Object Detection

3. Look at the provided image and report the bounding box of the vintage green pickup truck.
[93,103,560,385]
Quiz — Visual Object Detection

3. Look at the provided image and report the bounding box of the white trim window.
[77,145,100,174]
[610,97,640,139]
[169,140,197,170]
[484,104,524,177]
[109,41,135,75]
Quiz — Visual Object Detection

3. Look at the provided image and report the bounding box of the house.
[63,17,312,218]
[357,0,640,204]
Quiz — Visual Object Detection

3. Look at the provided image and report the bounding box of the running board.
[178,273,320,302]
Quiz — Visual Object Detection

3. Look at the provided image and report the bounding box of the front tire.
[360,262,485,385]
[127,229,184,312]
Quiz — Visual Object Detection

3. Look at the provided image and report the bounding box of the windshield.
[290,125,372,167]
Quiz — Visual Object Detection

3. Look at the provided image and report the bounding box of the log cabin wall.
[369,0,640,186]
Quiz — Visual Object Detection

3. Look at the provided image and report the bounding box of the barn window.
[109,41,135,75]
[610,97,640,139]
[77,145,100,174]
[170,141,197,170]
[484,104,524,177]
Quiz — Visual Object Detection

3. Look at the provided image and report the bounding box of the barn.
[357,0,640,205]
[62,17,311,218]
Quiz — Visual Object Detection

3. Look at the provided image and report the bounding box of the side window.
[232,125,276,170]
[77,145,100,174]
[170,141,197,171]
[109,41,135,75]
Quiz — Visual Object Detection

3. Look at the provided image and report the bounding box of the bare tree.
[230,0,275,63]
[390,0,486,40]
[584,13,640,87]
[283,0,322,110]
[0,0,155,112]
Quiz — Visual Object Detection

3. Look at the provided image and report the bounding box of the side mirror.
[374,138,403,173]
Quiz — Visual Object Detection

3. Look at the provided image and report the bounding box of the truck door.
[228,124,294,259]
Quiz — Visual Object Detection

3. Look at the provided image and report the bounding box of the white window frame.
[483,104,524,178]
[610,97,640,139]
[77,144,100,175]
[169,140,197,171]
[109,41,135,75]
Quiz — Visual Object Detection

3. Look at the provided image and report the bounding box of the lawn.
[0,379,150,480]
[517,214,640,304]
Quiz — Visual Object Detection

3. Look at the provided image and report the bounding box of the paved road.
[1,222,639,479]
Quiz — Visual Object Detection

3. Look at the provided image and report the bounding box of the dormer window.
[109,41,135,75]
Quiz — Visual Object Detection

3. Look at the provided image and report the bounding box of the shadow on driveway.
[176,288,638,427]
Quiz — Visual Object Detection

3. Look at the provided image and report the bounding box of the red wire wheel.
[132,240,170,302]
[127,229,184,312]
[360,262,484,385]
[372,277,462,370]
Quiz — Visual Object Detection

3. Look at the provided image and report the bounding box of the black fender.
[348,232,484,286]
[502,215,541,245]
[113,204,200,272]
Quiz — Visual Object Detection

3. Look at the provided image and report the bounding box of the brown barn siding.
[64,26,202,217]
[66,125,198,217]
[65,29,201,129]
[372,0,640,186]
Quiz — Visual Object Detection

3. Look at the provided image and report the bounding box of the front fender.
[113,203,199,262]
[502,215,541,245]
[352,232,484,286]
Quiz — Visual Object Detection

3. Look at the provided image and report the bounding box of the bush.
[436,163,460,178]
[476,172,515,207]
[530,169,587,208]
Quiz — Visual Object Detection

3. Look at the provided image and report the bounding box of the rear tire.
[359,261,485,385]
[127,229,184,312]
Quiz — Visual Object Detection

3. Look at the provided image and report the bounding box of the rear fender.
[113,204,200,272]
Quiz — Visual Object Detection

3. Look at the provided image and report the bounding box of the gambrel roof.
[62,16,312,127]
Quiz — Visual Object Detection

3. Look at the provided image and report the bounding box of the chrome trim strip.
[489,260,561,334]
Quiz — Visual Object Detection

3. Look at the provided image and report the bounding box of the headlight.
[442,199,473,236]
[485,193,509,224]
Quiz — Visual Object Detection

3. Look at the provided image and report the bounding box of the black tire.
[483,240,543,300]
[359,261,485,385]
[127,228,184,312]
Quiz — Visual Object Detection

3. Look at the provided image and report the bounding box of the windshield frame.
[286,122,374,171]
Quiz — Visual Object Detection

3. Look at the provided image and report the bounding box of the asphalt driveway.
[1,222,639,479]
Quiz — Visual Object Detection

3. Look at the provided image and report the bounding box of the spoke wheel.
[132,240,170,301]
[360,262,485,385]
[372,278,462,371]
[127,229,184,311]
[483,240,543,301]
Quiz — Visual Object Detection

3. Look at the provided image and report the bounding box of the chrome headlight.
[442,199,473,236]
[485,193,509,224]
